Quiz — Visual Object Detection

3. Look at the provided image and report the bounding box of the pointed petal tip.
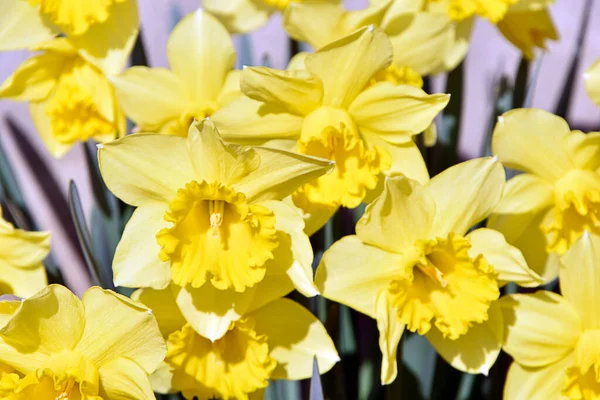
[96,143,104,149]
[497,115,505,124]
[367,24,375,32]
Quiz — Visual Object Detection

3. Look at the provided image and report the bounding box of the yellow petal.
[98,133,195,206]
[376,289,405,384]
[148,361,176,395]
[504,354,573,400]
[113,202,171,289]
[283,2,344,48]
[499,291,582,367]
[316,236,408,316]
[497,6,558,60]
[0,227,50,268]
[98,357,156,399]
[202,0,271,34]
[560,232,600,330]
[76,287,166,373]
[187,120,261,186]
[349,82,449,142]
[29,101,73,158]
[362,133,429,184]
[564,130,600,171]
[0,285,84,373]
[69,0,139,75]
[251,298,339,380]
[132,288,186,338]
[426,301,503,374]
[233,147,333,203]
[0,52,64,102]
[211,96,303,143]
[0,300,20,329]
[585,59,600,107]
[305,26,392,108]
[467,228,543,288]
[167,9,235,105]
[260,200,318,297]
[492,109,573,182]
[0,261,47,298]
[173,284,254,342]
[427,157,505,237]
[0,0,57,51]
[217,69,242,106]
[490,173,554,215]
[110,66,188,129]
[356,176,436,252]
[241,67,323,116]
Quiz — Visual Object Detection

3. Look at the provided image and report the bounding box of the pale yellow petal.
[202,0,271,34]
[211,96,303,144]
[241,67,323,116]
[497,7,558,60]
[173,284,254,342]
[283,2,344,48]
[316,236,409,317]
[0,285,84,373]
[29,101,72,158]
[0,0,57,51]
[427,157,505,237]
[305,27,392,108]
[217,69,242,105]
[0,53,64,102]
[98,357,156,400]
[492,109,573,182]
[260,200,318,297]
[491,173,554,215]
[0,300,21,329]
[349,83,449,141]
[376,289,405,384]
[148,362,176,394]
[560,232,600,330]
[585,59,600,108]
[76,287,166,373]
[362,133,429,184]
[233,147,333,203]
[426,301,503,374]
[467,228,543,288]
[0,228,50,268]
[132,288,186,338]
[564,130,600,171]
[113,202,171,290]
[0,261,47,298]
[251,298,339,380]
[167,9,235,105]
[504,354,573,400]
[69,0,139,75]
[356,176,435,252]
[110,67,188,129]
[499,291,582,368]
[98,134,195,206]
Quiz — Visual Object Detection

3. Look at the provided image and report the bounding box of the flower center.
[166,319,276,400]
[543,170,600,255]
[156,180,278,292]
[28,0,127,35]
[293,106,391,211]
[369,65,424,88]
[563,330,600,399]
[427,0,517,23]
[388,233,500,340]
[163,105,218,137]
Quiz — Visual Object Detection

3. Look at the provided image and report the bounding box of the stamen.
[417,260,448,287]
[209,200,225,236]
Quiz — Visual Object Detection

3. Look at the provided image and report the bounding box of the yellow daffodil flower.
[202,0,335,34]
[500,232,600,399]
[488,108,600,283]
[212,27,449,223]
[98,119,332,341]
[0,284,166,399]
[284,0,468,77]
[316,157,543,383]
[0,210,49,298]
[0,0,139,76]
[0,38,126,157]
[133,267,339,400]
[585,59,600,107]
[111,10,241,137]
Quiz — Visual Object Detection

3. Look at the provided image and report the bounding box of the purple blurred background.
[0,0,598,294]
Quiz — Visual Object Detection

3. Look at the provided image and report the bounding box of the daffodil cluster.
[3,0,600,399]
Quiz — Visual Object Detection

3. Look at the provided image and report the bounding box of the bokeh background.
[0,0,598,296]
